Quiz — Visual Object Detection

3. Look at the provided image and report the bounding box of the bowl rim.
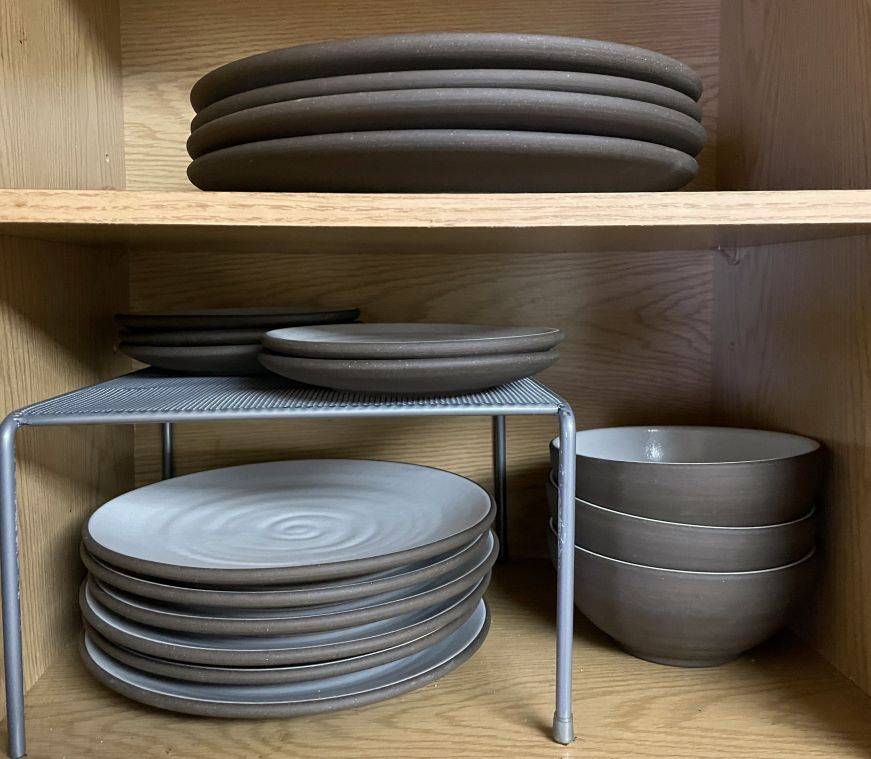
[550,425,821,466]
[546,471,816,530]
[547,519,816,575]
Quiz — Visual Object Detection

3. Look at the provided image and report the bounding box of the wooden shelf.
[1,190,871,254]
[10,560,871,759]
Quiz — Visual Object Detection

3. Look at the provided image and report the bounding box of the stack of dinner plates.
[79,460,495,717]
[115,306,360,375]
[258,323,564,394]
[186,32,706,192]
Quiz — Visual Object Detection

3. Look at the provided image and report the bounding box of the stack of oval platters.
[116,306,360,375]
[186,32,706,191]
[78,460,496,716]
[258,322,563,393]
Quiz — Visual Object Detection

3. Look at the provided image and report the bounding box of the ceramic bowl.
[545,473,815,571]
[547,520,815,667]
[549,426,822,526]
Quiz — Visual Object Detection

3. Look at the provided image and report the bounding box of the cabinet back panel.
[119,0,719,191]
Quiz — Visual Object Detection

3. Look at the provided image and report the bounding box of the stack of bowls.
[78,460,495,716]
[186,32,706,192]
[259,322,563,394]
[546,426,822,667]
[116,306,360,375]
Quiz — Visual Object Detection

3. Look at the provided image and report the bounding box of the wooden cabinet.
[1,0,870,755]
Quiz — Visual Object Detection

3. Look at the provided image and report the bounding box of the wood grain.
[716,0,871,695]
[9,560,871,759]
[119,0,719,192]
[130,246,712,556]
[0,236,133,710]
[0,0,125,189]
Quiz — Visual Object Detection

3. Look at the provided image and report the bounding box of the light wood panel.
[10,560,871,759]
[119,0,719,191]
[0,236,133,710]
[0,0,125,189]
[717,0,871,694]
[4,189,871,254]
[131,246,712,557]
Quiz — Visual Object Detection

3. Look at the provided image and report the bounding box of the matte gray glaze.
[115,306,360,330]
[119,328,267,347]
[186,88,707,159]
[545,474,815,571]
[191,68,702,131]
[187,130,698,193]
[546,522,815,667]
[258,348,559,394]
[262,323,564,360]
[189,33,703,110]
[550,426,823,526]
[120,343,266,376]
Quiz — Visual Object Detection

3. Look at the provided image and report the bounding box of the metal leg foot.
[491,415,507,562]
[554,406,577,745]
[161,422,174,480]
[0,417,25,758]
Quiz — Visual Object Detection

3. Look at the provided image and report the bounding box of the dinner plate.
[80,575,488,666]
[186,88,706,159]
[80,532,493,609]
[120,343,265,375]
[119,328,266,347]
[262,323,564,360]
[115,306,360,330]
[191,68,702,130]
[187,130,698,192]
[258,349,559,394]
[84,534,496,635]
[82,599,475,685]
[84,460,495,585]
[189,32,703,110]
[80,600,489,718]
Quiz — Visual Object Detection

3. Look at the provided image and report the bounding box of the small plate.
[119,328,266,347]
[259,349,559,394]
[115,307,360,330]
[120,343,265,375]
[262,323,563,360]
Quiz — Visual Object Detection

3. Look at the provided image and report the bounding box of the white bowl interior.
[552,426,818,464]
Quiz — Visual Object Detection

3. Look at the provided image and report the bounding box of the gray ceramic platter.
[119,328,267,347]
[80,532,492,609]
[80,600,489,718]
[187,88,706,159]
[84,460,495,585]
[82,599,475,686]
[262,323,564,360]
[187,130,698,193]
[259,349,559,394]
[191,68,702,130]
[190,32,702,111]
[83,534,496,636]
[116,307,360,330]
[79,574,488,666]
[120,343,265,375]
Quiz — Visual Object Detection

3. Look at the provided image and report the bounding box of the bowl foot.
[622,647,739,668]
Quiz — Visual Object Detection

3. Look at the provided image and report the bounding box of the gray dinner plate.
[118,328,267,347]
[189,32,702,110]
[80,600,489,718]
[115,306,360,330]
[80,532,493,609]
[259,349,559,394]
[120,343,265,375]
[84,460,495,585]
[82,599,476,686]
[79,574,488,666]
[262,323,563,360]
[187,130,698,192]
[83,534,496,636]
[186,88,706,159]
[191,68,702,130]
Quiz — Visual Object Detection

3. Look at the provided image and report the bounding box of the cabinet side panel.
[717,1,871,692]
